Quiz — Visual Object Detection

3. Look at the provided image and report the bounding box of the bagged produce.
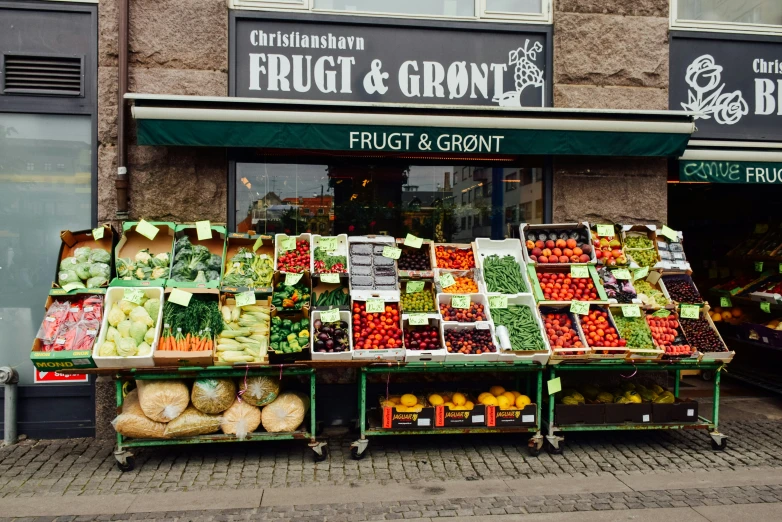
[241,376,280,407]
[220,399,261,439]
[164,406,221,438]
[136,380,189,422]
[112,389,167,439]
[261,392,306,433]
[191,378,237,414]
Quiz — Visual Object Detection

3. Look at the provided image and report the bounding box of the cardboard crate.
[435,403,487,427]
[167,224,227,289]
[351,290,404,360]
[382,405,435,429]
[520,222,596,267]
[52,225,116,295]
[110,222,174,288]
[487,403,536,427]
[554,404,605,425]
[604,403,652,424]
[311,276,350,310]
[652,400,699,423]
[609,305,664,362]
[212,294,270,367]
[272,270,312,313]
[634,269,674,310]
[661,272,703,305]
[684,304,734,363]
[621,225,661,270]
[395,237,435,278]
[220,233,275,294]
[588,223,629,268]
[154,288,221,368]
[577,305,629,361]
[311,233,350,275]
[540,305,592,361]
[30,294,102,370]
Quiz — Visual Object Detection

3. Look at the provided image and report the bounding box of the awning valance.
[128,94,695,158]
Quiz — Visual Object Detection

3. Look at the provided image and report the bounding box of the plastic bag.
[241,376,280,407]
[261,392,306,433]
[112,389,167,439]
[51,321,78,351]
[64,301,83,323]
[72,319,100,352]
[89,262,111,279]
[136,380,189,422]
[164,406,221,438]
[191,378,237,415]
[58,269,80,285]
[221,399,261,440]
[37,301,69,342]
[89,248,111,264]
[82,295,103,323]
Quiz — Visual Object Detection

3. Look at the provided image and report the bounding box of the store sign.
[34,369,88,384]
[670,34,782,141]
[233,17,549,107]
[679,160,782,184]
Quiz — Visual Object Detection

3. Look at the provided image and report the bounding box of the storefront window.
[0,113,92,385]
[313,0,474,17]
[673,0,782,33]
[485,0,542,15]
[235,162,545,241]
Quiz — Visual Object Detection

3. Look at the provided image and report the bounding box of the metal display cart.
[351,360,546,460]
[544,361,728,454]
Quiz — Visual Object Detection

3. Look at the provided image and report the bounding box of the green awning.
[679,149,782,184]
[129,94,695,158]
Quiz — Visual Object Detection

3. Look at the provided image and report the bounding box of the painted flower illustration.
[681,54,748,125]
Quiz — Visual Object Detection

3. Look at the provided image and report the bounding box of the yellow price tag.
[596,224,614,237]
[570,265,589,279]
[320,308,341,323]
[488,295,508,309]
[613,269,631,280]
[406,281,425,294]
[439,272,456,288]
[408,314,429,326]
[451,295,470,309]
[680,304,700,319]
[570,300,589,315]
[92,227,105,240]
[235,291,256,307]
[321,273,340,284]
[285,272,303,285]
[547,377,562,395]
[403,234,423,249]
[366,299,385,313]
[382,246,402,260]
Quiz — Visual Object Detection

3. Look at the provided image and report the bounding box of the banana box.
[429,392,486,427]
[379,395,434,429]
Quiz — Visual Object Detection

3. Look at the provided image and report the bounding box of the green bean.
[483,255,527,294]
[491,305,545,351]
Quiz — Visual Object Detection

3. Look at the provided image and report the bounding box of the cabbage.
[118,299,138,315]
[144,328,156,345]
[107,304,125,327]
[58,270,80,284]
[89,249,111,264]
[144,298,160,324]
[137,342,152,356]
[99,341,117,357]
[107,326,120,343]
[89,262,111,279]
[86,276,107,288]
[60,257,79,271]
[117,337,138,357]
[135,249,152,265]
[74,247,92,262]
[74,263,91,281]
[129,306,154,327]
[118,319,132,338]
[129,321,148,345]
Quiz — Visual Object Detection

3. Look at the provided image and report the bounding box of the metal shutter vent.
[2,54,83,96]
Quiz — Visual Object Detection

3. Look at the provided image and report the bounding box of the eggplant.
[325,339,334,350]
[314,340,326,352]
[313,319,322,330]
[340,321,348,329]
[318,332,329,342]
[334,328,345,339]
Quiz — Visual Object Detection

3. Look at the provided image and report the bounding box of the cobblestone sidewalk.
[3,483,782,521]
[1,419,781,499]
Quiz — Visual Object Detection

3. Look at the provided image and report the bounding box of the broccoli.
[170,237,221,283]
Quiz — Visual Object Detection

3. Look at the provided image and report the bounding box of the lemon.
[428,394,443,406]
[490,385,506,397]
[497,395,511,409]
[395,405,408,412]
[464,401,474,410]
[515,394,531,408]
[380,400,395,408]
[388,396,400,404]
[411,405,423,412]
[452,392,467,406]
[481,395,498,406]
[400,394,418,407]
[477,392,492,403]
[511,391,522,399]
[444,401,455,408]
[502,391,516,403]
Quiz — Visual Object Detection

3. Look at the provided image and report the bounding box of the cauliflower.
[153,252,170,267]
[144,298,160,324]
[117,338,138,357]
[118,319,132,338]
[129,321,148,345]
[107,304,125,327]
[137,342,152,356]
[151,267,168,280]
[129,306,154,327]
[118,299,138,315]
[106,326,120,343]
[144,328,156,345]
[98,341,117,357]
[135,249,152,265]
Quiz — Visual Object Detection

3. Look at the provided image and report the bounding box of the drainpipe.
[115,0,129,219]
[0,367,19,446]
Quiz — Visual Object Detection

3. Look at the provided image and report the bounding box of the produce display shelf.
[352,361,546,460]
[112,366,326,472]
[544,362,727,454]
[724,365,782,396]
[722,335,782,354]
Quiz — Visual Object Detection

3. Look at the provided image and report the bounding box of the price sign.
[547,377,562,395]
[403,234,423,249]
[408,314,429,326]
[382,246,402,260]
[235,291,256,307]
[755,261,764,272]
[285,272,303,285]
[135,220,159,240]
[439,272,456,288]
[621,305,641,317]
[92,227,105,240]
[320,308,341,323]
[720,297,732,308]
[596,224,615,237]
[570,300,590,315]
[613,269,631,280]
[660,225,678,242]
[123,288,145,305]
[488,295,508,309]
[755,223,769,234]
[62,283,83,293]
[321,273,340,284]
[168,288,192,307]
[280,236,296,251]
[451,295,470,309]
[761,302,772,313]
[365,299,385,313]
[252,236,263,251]
[570,265,589,279]
[633,266,649,281]
[653,309,671,318]
[195,220,212,240]
[680,304,700,319]
[779,263,782,274]
[318,237,338,251]
[406,281,425,294]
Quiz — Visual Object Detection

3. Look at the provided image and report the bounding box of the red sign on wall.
[34,369,89,384]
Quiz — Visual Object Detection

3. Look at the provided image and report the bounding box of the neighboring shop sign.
[679,160,782,184]
[670,34,782,141]
[34,369,88,384]
[233,16,550,107]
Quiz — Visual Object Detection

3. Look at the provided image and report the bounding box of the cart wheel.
[711,438,727,451]
[116,456,135,472]
[528,445,541,457]
[702,370,714,381]
[313,445,329,462]
[546,440,564,455]
[351,446,366,460]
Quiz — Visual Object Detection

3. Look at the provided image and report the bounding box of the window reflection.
[678,0,782,25]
